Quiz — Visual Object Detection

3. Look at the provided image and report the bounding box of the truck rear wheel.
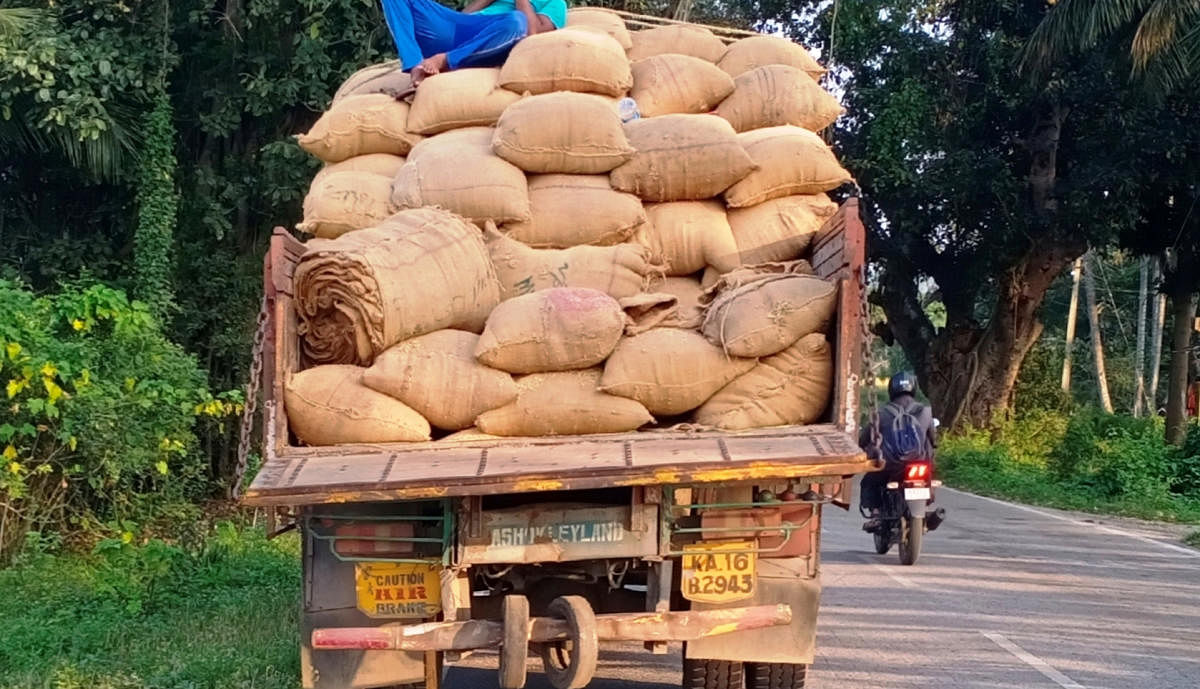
[682,658,744,689]
[538,596,598,689]
[746,662,807,689]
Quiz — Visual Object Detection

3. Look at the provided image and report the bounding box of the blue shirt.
[474,0,567,29]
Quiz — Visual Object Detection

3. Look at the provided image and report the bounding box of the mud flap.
[683,557,820,665]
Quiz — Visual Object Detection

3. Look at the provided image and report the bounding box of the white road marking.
[982,631,1087,689]
[858,555,917,588]
[941,488,1200,558]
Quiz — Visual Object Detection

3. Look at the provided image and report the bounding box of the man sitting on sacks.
[382,0,567,85]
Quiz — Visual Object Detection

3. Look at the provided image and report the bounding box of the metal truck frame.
[244,192,871,689]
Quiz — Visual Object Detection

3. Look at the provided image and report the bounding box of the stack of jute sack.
[286,10,853,446]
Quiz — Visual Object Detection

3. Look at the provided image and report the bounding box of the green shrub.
[0,280,235,563]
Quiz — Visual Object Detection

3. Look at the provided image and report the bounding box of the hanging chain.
[233,294,269,499]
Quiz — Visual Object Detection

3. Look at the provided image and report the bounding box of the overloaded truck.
[242,9,873,689]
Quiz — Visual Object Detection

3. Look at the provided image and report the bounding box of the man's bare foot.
[411,54,449,86]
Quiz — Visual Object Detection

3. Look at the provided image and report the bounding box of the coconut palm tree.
[1023,0,1200,95]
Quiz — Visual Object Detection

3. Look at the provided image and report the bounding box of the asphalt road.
[449,488,1200,688]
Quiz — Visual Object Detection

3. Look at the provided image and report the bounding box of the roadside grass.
[0,523,301,689]
[1186,530,1200,548]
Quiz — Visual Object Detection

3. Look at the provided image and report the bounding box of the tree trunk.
[1133,256,1149,416]
[1082,253,1114,413]
[1164,288,1198,445]
[1148,259,1167,413]
[919,241,1082,428]
[1061,258,1082,393]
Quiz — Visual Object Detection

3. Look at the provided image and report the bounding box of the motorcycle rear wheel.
[899,516,923,566]
[873,529,891,554]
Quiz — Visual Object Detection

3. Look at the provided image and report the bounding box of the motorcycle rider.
[859,371,937,530]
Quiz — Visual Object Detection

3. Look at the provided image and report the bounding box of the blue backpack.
[880,402,926,463]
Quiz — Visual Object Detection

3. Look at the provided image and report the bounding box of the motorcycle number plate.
[680,540,756,604]
[904,487,932,501]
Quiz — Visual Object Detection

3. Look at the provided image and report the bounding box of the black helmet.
[888,372,918,400]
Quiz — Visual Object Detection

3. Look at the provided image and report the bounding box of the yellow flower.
[7,461,20,475]
[4,342,20,361]
[2,445,17,461]
[71,319,85,331]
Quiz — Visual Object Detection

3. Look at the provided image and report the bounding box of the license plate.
[905,487,931,501]
[355,562,441,619]
[680,541,756,604]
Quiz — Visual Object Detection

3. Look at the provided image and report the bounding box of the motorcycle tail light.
[906,463,930,480]
[886,482,900,489]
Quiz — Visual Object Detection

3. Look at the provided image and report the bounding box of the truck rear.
[244,195,871,689]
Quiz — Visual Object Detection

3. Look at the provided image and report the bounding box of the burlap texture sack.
[600,327,757,416]
[362,330,517,431]
[649,276,706,329]
[716,65,844,132]
[701,272,836,358]
[296,171,395,239]
[332,62,413,103]
[499,29,633,97]
[477,368,653,436]
[610,114,756,202]
[639,200,739,275]
[492,92,634,174]
[506,174,647,248]
[727,194,838,265]
[723,126,852,207]
[627,25,727,63]
[476,288,625,373]
[294,208,501,365]
[485,225,661,300]
[693,333,832,429]
[407,68,521,135]
[630,54,735,117]
[392,127,531,225]
[566,7,633,50]
[619,293,680,335]
[312,153,407,186]
[298,94,423,163]
[439,427,505,442]
[718,35,826,80]
[285,365,431,445]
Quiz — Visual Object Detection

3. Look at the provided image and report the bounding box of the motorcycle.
[863,458,946,566]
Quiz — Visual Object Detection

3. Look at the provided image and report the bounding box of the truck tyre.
[899,516,923,566]
[539,596,598,689]
[746,662,807,688]
[500,594,530,689]
[682,658,744,689]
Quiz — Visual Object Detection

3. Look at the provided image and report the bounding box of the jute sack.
[627,26,727,63]
[392,127,531,225]
[440,427,505,442]
[296,171,395,239]
[727,194,838,264]
[619,293,679,335]
[294,208,501,365]
[285,365,431,445]
[477,368,653,436]
[299,94,423,163]
[362,330,518,431]
[724,126,852,207]
[639,201,739,275]
[651,276,706,329]
[611,114,756,202]
[600,328,757,416]
[476,288,625,374]
[506,175,647,248]
[492,92,634,174]
[407,68,521,135]
[485,225,661,300]
[716,65,844,133]
[701,272,836,358]
[333,62,413,103]
[693,333,832,429]
[566,7,633,50]
[499,29,633,97]
[312,153,407,186]
[630,54,735,118]
[718,35,826,80]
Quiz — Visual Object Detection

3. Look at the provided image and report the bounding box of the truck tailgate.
[244,425,867,505]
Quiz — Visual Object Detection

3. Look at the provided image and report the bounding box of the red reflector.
[906,463,930,480]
